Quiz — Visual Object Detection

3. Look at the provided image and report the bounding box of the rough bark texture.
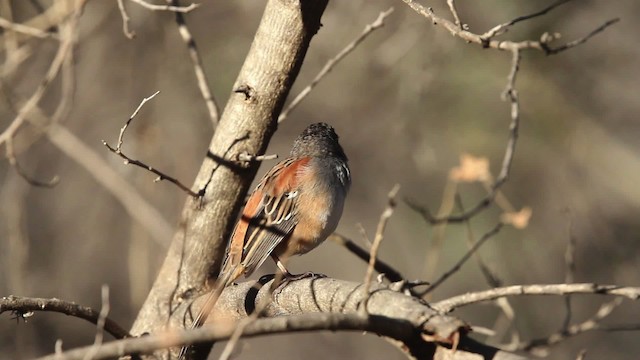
[130,0,329,341]
[185,277,529,360]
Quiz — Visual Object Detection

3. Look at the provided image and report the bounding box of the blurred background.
[0,0,638,359]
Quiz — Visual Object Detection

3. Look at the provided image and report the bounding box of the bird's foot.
[272,272,326,297]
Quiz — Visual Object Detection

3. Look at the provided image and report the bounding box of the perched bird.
[180,122,350,358]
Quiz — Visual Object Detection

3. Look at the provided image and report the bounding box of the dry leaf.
[501,207,532,229]
[449,153,491,183]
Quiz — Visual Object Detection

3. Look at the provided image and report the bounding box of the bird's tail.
[178,267,237,359]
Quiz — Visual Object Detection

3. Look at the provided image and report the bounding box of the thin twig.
[0,22,72,146]
[516,298,624,355]
[236,152,278,162]
[481,0,572,39]
[363,184,400,295]
[83,285,110,360]
[168,0,219,127]
[0,16,58,39]
[330,233,406,283]
[420,222,504,296]
[405,49,522,225]
[102,91,200,198]
[401,0,618,54]
[129,0,199,13]
[545,18,621,55]
[48,124,172,247]
[6,136,59,187]
[399,0,617,223]
[563,213,577,329]
[0,295,130,339]
[116,0,136,39]
[455,194,501,287]
[278,7,394,123]
[446,0,463,29]
[434,284,640,313]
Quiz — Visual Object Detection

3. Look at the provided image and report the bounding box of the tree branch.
[0,295,130,339]
[38,277,529,360]
[278,7,394,123]
[434,284,640,313]
[130,3,330,359]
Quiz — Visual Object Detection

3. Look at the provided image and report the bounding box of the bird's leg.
[271,255,327,282]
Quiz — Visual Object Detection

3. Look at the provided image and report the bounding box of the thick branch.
[40,278,527,360]
[130,2,329,359]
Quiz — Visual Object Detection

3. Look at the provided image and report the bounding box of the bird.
[179,122,350,358]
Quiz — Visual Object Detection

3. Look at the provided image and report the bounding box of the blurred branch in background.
[102,91,201,198]
[278,7,394,123]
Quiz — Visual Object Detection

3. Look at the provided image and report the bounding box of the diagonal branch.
[102,91,201,198]
[481,0,572,39]
[278,7,394,123]
[363,184,400,294]
[420,222,504,296]
[168,0,220,127]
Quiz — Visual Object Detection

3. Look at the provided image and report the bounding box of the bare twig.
[168,0,220,127]
[0,16,58,39]
[545,18,621,55]
[83,285,111,360]
[420,222,504,296]
[48,124,172,247]
[434,284,640,313]
[363,184,400,295]
[446,0,463,29]
[102,91,200,198]
[236,152,278,162]
[401,0,618,54]
[330,233,406,284]
[563,214,577,329]
[516,298,624,356]
[116,0,136,39]
[399,0,617,223]
[455,195,502,288]
[0,295,130,339]
[481,0,572,39]
[0,22,72,146]
[405,49,522,225]
[129,0,199,13]
[278,7,394,123]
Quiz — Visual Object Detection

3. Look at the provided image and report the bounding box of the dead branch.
[102,91,201,198]
[278,7,394,123]
[434,284,640,313]
[363,184,400,295]
[167,0,220,127]
[0,295,130,339]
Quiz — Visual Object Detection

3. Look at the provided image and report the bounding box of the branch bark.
[39,278,528,360]
[129,0,329,357]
